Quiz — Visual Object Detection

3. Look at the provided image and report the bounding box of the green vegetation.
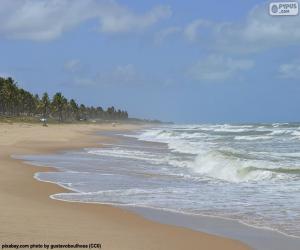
[0,77,128,122]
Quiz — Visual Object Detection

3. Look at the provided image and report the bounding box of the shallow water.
[20,123,300,238]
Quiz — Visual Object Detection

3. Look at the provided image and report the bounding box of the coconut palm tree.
[69,99,80,120]
[40,92,51,119]
[2,77,18,115]
[0,76,129,122]
[52,92,67,122]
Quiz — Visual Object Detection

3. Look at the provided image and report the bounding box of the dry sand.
[0,122,250,250]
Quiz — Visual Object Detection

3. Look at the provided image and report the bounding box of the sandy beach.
[0,122,250,250]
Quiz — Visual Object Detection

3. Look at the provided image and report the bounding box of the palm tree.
[69,99,79,120]
[0,78,4,114]
[2,77,18,115]
[0,76,130,122]
[40,92,51,119]
[107,106,115,119]
[24,91,36,116]
[52,92,66,122]
[79,104,86,120]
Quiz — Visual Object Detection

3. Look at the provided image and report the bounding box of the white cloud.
[155,26,181,44]
[279,60,300,79]
[184,19,211,42]
[176,3,300,53]
[212,4,300,53]
[188,54,254,81]
[0,0,97,41]
[0,0,171,41]
[113,64,136,81]
[155,19,213,44]
[64,59,81,73]
[99,4,171,33]
[97,64,141,85]
[69,64,142,87]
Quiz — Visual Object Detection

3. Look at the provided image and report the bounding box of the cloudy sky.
[1,0,300,123]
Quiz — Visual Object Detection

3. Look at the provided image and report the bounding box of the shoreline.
[128,206,300,250]
[0,122,249,250]
[22,127,300,250]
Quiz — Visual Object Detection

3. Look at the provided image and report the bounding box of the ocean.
[20,123,300,239]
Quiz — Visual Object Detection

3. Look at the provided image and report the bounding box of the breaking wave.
[130,124,300,183]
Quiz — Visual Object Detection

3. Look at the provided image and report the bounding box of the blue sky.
[1,0,300,123]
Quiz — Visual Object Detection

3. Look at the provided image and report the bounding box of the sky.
[0,0,300,123]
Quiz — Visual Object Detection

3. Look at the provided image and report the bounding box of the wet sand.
[128,206,300,250]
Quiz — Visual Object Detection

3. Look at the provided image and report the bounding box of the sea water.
[20,123,300,238]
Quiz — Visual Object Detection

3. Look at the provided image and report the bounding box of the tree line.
[0,77,128,121]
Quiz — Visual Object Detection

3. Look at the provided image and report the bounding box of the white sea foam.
[292,131,300,138]
[134,125,299,182]
[270,129,291,135]
[193,153,282,182]
[234,135,272,141]
[87,148,169,165]
[214,128,250,133]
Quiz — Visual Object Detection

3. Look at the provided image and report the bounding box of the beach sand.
[0,122,249,250]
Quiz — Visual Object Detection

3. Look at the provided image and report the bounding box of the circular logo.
[271,4,279,13]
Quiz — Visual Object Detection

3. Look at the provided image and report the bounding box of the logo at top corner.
[269,1,299,16]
